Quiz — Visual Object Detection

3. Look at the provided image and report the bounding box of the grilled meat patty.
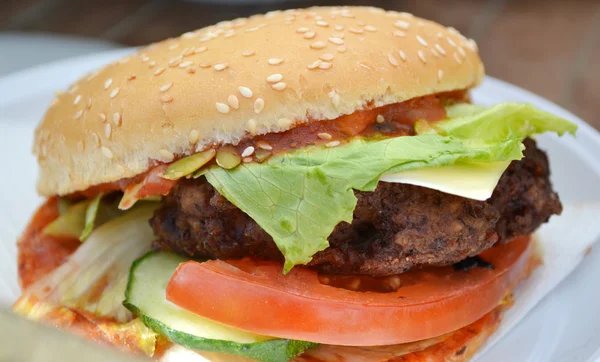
[151,139,561,276]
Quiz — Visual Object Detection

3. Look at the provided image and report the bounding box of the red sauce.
[238,91,463,155]
[17,198,80,289]
[75,90,467,199]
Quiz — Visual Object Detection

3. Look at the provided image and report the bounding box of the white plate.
[1,50,600,362]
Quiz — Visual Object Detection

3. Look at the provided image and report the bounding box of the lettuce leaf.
[18,202,159,322]
[80,193,103,241]
[204,103,576,272]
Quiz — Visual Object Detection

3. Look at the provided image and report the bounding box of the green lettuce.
[203,103,576,271]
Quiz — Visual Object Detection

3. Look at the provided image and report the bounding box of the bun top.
[34,6,484,196]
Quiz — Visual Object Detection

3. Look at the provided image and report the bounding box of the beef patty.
[150,139,561,276]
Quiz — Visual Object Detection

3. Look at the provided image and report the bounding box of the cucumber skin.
[123,252,316,362]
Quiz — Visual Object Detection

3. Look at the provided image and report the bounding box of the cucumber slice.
[124,252,316,362]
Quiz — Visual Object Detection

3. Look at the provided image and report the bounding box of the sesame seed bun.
[33,6,484,196]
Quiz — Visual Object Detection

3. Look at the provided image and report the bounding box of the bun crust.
[34,6,483,196]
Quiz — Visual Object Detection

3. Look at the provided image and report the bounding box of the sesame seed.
[86,98,92,109]
[388,54,399,67]
[228,95,239,109]
[447,37,457,48]
[73,95,81,105]
[416,35,428,46]
[243,157,253,163]
[304,31,316,39]
[319,62,332,70]
[256,140,273,150]
[241,146,255,157]
[348,27,364,34]
[311,41,327,49]
[101,146,113,159]
[319,53,334,61]
[325,141,340,148]
[308,60,322,69]
[214,63,228,71]
[454,52,463,64]
[435,44,447,55]
[266,73,283,83]
[168,56,182,67]
[316,20,329,27]
[128,74,136,80]
[113,112,122,126]
[98,113,106,122]
[364,25,377,32]
[68,85,79,94]
[91,132,100,147]
[179,60,193,68]
[154,67,166,76]
[337,45,347,53]
[335,25,344,31]
[394,20,410,29]
[248,118,258,134]
[141,55,150,62]
[466,38,478,52]
[317,132,332,140]
[278,118,292,128]
[328,37,344,45]
[296,27,310,33]
[271,82,287,91]
[148,61,157,68]
[160,82,173,92]
[239,86,253,98]
[182,47,194,57]
[394,30,406,37]
[216,102,230,114]
[224,30,235,38]
[169,43,179,50]
[195,46,208,54]
[398,50,407,61]
[73,110,83,119]
[376,115,385,123]
[198,63,211,68]
[105,123,112,138]
[110,87,120,99]
[189,129,199,144]
[104,78,113,89]
[242,50,255,57]
[448,27,460,35]
[438,69,444,81]
[458,47,466,58]
[254,98,265,114]
[186,67,196,74]
[159,149,174,162]
[418,50,427,63]
[268,58,284,65]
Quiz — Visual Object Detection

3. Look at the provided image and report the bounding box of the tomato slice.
[118,165,176,209]
[167,236,535,346]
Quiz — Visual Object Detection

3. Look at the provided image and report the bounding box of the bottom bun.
[14,198,537,361]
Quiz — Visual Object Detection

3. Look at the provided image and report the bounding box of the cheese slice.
[380,161,511,201]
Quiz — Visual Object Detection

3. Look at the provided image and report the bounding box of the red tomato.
[167,236,535,346]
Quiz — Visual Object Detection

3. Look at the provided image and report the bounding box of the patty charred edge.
[150,139,561,276]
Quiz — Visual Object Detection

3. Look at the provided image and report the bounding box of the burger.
[13,6,576,362]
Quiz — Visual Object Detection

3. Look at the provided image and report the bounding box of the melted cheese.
[380,161,511,201]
